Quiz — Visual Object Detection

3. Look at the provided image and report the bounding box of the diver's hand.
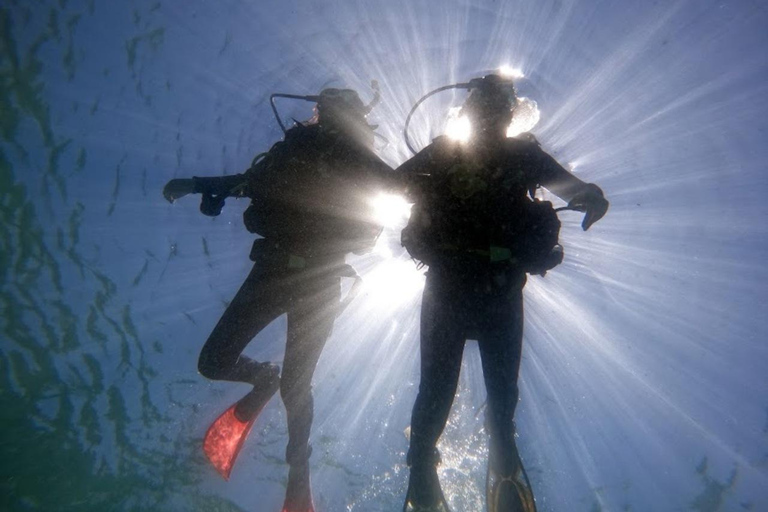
[567,184,609,231]
[163,179,195,203]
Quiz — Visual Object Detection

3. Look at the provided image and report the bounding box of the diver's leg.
[478,285,524,473]
[280,275,340,509]
[198,264,284,387]
[199,265,287,475]
[479,285,538,512]
[409,283,466,465]
[281,276,340,464]
[406,273,466,508]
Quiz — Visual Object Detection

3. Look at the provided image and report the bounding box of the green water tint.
[0,3,243,510]
[0,159,225,508]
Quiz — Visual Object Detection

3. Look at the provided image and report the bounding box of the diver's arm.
[163,173,249,217]
[537,151,591,200]
[163,174,247,203]
[193,174,248,197]
[395,138,444,176]
[394,141,441,201]
[536,149,609,231]
[366,153,403,194]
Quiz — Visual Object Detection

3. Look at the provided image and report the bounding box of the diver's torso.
[244,125,386,256]
[420,136,545,260]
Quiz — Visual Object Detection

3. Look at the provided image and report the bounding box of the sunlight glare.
[371,193,412,228]
[499,65,525,79]
[445,106,472,142]
[361,259,425,308]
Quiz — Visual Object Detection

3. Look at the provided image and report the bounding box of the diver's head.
[270,82,380,148]
[313,89,373,145]
[460,74,517,138]
[316,88,367,124]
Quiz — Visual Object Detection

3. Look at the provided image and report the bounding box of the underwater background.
[1,0,767,510]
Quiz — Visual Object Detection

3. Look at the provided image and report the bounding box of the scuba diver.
[163,84,393,512]
[397,74,609,512]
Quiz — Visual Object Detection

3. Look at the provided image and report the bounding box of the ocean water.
[1,1,767,510]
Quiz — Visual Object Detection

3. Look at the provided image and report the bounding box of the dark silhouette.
[398,74,609,512]
[163,87,393,512]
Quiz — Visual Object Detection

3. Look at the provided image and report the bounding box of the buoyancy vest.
[242,124,385,258]
[401,135,561,272]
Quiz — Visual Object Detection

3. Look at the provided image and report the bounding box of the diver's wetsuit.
[198,251,343,464]
[398,133,601,477]
[194,122,393,465]
[412,263,527,474]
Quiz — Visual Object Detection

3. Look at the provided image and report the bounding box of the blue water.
[2,1,767,510]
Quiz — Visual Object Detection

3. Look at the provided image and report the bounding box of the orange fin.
[203,386,277,480]
[281,506,315,512]
[203,404,257,480]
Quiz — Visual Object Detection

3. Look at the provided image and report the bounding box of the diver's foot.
[282,463,315,512]
[234,363,280,422]
[487,452,536,512]
[403,465,450,512]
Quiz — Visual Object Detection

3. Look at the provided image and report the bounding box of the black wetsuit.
[398,133,597,475]
[194,123,393,465]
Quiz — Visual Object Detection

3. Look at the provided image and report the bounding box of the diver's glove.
[567,183,609,231]
[162,178,195,203]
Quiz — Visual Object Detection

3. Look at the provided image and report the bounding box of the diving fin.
[402,465,451,512]
[402,502,451,512]
[486,458,537,512]
[281,463,315,512]
[203,377,280,480]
